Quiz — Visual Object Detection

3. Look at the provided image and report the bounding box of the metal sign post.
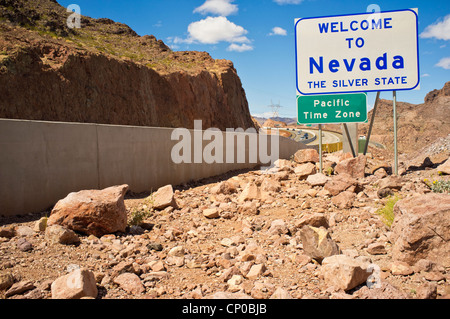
[393,91,398,175]
[364,92,381,155]
[318,124,323,173]
[343,123,357,158]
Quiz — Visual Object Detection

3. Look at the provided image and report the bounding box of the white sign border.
[294,8,420,96]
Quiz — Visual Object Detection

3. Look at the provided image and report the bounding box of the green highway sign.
[297,93,368,125]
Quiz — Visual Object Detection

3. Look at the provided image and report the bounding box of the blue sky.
[58,0,449,118]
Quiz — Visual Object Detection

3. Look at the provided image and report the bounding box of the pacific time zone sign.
[295,9,419,95]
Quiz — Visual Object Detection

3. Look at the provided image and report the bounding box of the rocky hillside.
[0,0,255,130]
[1,149,449,300]
[360,82,450,159]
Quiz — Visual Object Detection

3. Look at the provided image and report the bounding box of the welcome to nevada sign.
[295,9,420,95]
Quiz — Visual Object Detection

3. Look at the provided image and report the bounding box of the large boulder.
[335,155,367,179]
[391,193,450,266]
[47,185,129,237]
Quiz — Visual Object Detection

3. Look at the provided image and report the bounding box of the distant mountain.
[252,116,297,126]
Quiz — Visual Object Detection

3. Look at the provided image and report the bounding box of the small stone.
[150,185,177,210]
[270,287,293,299]
[51,269,98,299]
[306,173,331,187]
[114,273,145,295]
[168,246,185,257]
[147,242,163,251]
[148,260,166,272]
[228,274,243,286]
[5,281,35,298]
[294,149,319,164]
[239,182,261,203]
[366,243,387,255]
[423,271,445,282]
[15,226,35,237]
[296,213,329,229]
[294,163,317,179]
[45,225,80,245]
[34,217,48,232]
[17,238,33,252]
[299,226,341,263]
[331,191,356,209]
[391,261,414,276]
[246,264,266,280]
[203,208,220,219]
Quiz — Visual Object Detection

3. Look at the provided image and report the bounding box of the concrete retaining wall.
[0,119,307,217]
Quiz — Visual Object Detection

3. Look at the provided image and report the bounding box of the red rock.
[324,173,357,196]
[238,182,261,203]
[51,269,98,299]
[294,163,317,179]
[321,255,371,291]
[295,213,329,229]
[391,261,414,276]
[47,185,129,237]
[299,226,341,263]
[294,149,319,164]
[151,185,177,210]
[391,193,450,266]
[331,191,356,209]
[335,155,367,179]
[5,280,35,298]
[113,273,145,295]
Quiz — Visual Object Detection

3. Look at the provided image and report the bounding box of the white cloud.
[436,57,450,70]
[273,0,304,4]
[421,73,430,77]
[194,0,238,16]
[269,27,287,36]
[420,15,450,41]
[227,43,253,52]
[179,16,249,45]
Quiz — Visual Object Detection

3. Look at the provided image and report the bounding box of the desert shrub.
[423,179,450,193]
[376,194,400,228]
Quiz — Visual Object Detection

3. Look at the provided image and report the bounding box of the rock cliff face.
[0,0,255,131]
[360,81,450,155]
